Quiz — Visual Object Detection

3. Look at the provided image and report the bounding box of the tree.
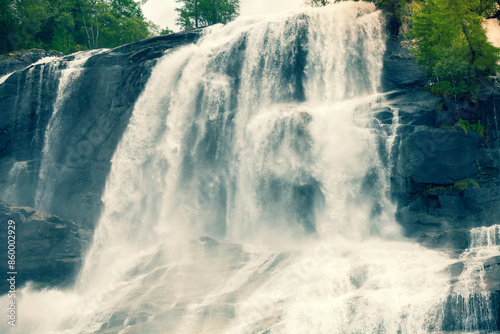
[160,27,174,35]
[0,0,21,53]
[411,0,500,96]
[0,0,155,54]
[175,0,240,30]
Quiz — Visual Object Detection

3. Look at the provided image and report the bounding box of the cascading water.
[1,2,497,333]
[443,225,500,331]
[0,57,61,206]
[34,50,106,211]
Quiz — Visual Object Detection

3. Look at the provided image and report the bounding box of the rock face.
[384,88,500,250]
[381,39,428,91]
[0,32,201,228]
[381,61,500,330]
[380,37,500,251]
[0,201,91,291]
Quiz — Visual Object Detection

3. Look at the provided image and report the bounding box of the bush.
[455,119,485,137]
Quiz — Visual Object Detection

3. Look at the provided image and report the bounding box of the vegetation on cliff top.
[0,0,242,54]
[424,178,480,193]
[0,0,157,54]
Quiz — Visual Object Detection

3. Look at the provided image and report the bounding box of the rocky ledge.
[0,49,63,77]
[0,202,91,291]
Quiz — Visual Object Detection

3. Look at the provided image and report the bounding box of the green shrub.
[455,119,485,137]
[454,179,479,191]
[424,178,479,193]
[430,81,453,98]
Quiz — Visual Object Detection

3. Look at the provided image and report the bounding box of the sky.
[142,0,305,31]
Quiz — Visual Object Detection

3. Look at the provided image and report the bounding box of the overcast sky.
[142,0,305,31]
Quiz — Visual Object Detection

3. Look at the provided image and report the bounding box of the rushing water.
[0,57,60,207]
[34,50,106,211]
[1,2,499,333]
[0,50,104,209]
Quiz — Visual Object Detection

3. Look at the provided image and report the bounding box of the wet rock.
[387,84,500,250]
[484,255,500,291]
[0,201,91,291]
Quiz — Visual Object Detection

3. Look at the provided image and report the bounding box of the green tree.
[175,0,240,30]
[411,0,500,96]
[160,27,174,35]
[1,0,155,54]
[0,0,20,53]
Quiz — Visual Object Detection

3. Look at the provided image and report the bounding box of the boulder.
[398,127,483,184]
[0,202,91,291]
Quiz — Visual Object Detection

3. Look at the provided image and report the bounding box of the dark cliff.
[381,41,500,330]
[382,39,500,251]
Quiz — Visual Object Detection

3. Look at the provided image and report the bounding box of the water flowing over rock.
[1,2,500,333]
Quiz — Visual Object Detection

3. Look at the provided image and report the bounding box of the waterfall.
[0,57,60,206]
[443,225,500,331]
[0,72,13,85]
[1,2,495,333]
[34,50,105,211]
[0,51,105,210]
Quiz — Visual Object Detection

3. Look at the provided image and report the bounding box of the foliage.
[160,27,174,35]
[1,0,156,54]
[0,0,20,54]
[425,178,480,193]
[410,0,500,97]
[454,179,480,191]
[430,81,454,98]
[373,0,412,35]
[455,119,485,137]
[175,0,240,30]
